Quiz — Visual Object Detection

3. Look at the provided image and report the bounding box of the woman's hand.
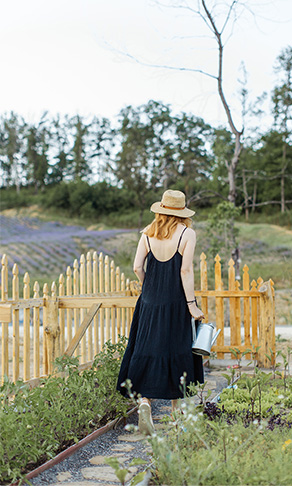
[188,303,205,320]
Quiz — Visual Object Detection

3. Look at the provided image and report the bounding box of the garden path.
[29,369,227,486]
[27,324,292,486]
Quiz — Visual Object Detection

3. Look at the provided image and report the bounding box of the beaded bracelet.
[187,298,197,305]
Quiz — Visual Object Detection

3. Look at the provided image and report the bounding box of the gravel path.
[28,368,227,486]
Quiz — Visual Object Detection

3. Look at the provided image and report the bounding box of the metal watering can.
[191,319,221,356]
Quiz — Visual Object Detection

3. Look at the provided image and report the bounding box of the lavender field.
[0,214,133,289]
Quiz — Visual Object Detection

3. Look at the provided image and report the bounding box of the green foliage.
[206,201,241,266]
[218,369,292,420]
[0,340,129,484]
[150,376,292,485]
[105,457,147,486]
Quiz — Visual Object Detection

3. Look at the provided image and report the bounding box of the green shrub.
[0,340,129,484]
[150,396,292,485]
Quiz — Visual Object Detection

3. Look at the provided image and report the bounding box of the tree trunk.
[242,168,249,221]
[281,170,285,213]
[281,142,287,213]
[252,173,257,213]
[201,1,243,205]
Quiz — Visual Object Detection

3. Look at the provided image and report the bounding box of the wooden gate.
[0,250,275,386]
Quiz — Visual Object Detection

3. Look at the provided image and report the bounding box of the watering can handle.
[211,329,221,346]
[191,317,196,341]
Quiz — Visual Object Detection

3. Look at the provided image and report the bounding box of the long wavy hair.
[144,213,192,240]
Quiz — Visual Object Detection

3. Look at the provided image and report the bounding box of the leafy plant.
[104,457,147,486]
[0,340,130,484]
[149,377,292,486]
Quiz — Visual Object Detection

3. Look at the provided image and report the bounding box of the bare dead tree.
[111,1,247,204]
[199,0,244,204]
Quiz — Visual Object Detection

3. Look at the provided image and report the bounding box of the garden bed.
[148,368,292,485]
[0,340,131,485]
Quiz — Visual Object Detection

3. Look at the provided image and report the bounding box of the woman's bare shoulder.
[184,226,196,240]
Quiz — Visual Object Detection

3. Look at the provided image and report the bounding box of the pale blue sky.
[1,0,291,129]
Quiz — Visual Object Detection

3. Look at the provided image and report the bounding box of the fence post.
[12,263,20,382]
[43,293,60,375]
[1,254,9,383]
[243,264,251,359]
[200,252,208,322]
[258,280,275,368]
[23,272,31,381]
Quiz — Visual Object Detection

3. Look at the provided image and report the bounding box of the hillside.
[1,208,291,325]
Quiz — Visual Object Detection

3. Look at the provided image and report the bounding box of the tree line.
[0,47,291,223]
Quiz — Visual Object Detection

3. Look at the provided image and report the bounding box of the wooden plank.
[121,273,126,337]
[58,296,139,308]
[73,259,80,358]
[243,265,251,359]
[43,283,49,376]
[214,254,224,359]
[1,254,9,383]
[99,253,105,350]
[116,266,121,339]
[33,281,40,378]
[228,259,236,358]
[87,252,93,360]
[0,304,12,323]
[12,264,19,382]
[110,260,116,344]
[59,274,65,355]
[235,280,241,345]
[65,304,102,357]
[44,294,60,374]
[200,253,208,322]
[126,278,131,337]
[2,289,261,311]
[212,345,248,353]
[105,256,110,342]
[93,252,99,356]
[80,254,86,364]
[23,272,31,381]
[251,279,258,347]
[66,266,73,347]
[258,280,274,368]
[270,279,276,366]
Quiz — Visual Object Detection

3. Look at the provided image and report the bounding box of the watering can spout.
[211,329,221,347]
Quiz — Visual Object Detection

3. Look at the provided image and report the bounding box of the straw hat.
[150,190,195,218]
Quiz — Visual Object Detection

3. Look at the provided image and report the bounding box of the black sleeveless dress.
[117,228,204,400]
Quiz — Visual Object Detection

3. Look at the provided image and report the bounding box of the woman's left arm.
[133,234,148,284]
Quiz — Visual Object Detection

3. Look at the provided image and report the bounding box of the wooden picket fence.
[0,250,275,386]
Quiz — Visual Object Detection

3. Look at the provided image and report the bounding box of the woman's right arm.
[180,229,205,320]
[133,234,148,284]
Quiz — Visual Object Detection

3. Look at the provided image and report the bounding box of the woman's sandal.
[138,399,155,436]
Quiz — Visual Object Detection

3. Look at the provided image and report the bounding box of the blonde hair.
[144,213,192,240]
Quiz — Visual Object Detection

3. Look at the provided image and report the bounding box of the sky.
[1,0,292,130]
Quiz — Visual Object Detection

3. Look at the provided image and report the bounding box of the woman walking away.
[117,190,205,435]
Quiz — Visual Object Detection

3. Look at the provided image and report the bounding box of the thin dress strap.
[146,235,151,252]
[177,226,188,252]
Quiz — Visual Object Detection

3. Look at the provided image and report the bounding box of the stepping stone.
[155,423,167,430]
[112,443,135,452]
[89,455,127,465]
[81,465,138,482]
[81,466,118,482]
[50,482,104,486]
[118,433,145,442]
[56,471,72,482]
[153,414,166,421]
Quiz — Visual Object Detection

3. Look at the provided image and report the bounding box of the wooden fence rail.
[0,250,275,386]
